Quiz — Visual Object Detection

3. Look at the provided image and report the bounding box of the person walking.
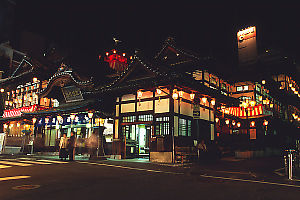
[197,139,208,162]
[68,132,76,161]
[59,133,68,160]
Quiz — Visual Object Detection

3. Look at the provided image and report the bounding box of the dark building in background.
[0,0,15,44]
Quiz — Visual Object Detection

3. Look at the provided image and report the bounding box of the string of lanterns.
[215,117,268,127]
[136,87,216,106]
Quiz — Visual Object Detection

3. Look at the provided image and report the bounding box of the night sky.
[8,1,300,79]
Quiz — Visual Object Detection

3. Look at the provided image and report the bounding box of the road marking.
[16,160,52,165]
[0,164,12,169]
[77,161,183,175]
[0,176,31,182]
[199,174,300,188]
[0,161,32,167]
[36,160,68,164]
[78,161,300,188]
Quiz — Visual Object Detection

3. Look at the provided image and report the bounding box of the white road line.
[0,161,32,167]
[0,176,31,182]
[77,161,183,175]
[78,161,300,188]
[36,159,68,164]
[16,160,53,165]
[0,164,12,169]
[199,174,300,188]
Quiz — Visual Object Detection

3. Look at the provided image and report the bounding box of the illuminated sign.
[61,86,84,103]
[237,26,256,41]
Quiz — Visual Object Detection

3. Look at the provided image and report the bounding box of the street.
[0,157,300,200]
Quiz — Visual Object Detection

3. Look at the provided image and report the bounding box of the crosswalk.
[0,158,67,169]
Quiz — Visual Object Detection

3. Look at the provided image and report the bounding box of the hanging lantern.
[45,118,49,124]
[291,87,296,92]
[259,96,263,101]
[250,121,255,127]
[70,114,76,121]
[289,83,293,87]
[3,124,8,129]
[270,103,274,108]
[202,97,207,104]
[262,80,266,85]
[211,99,216,106]
[249,100,256,107]
[57,115,63,122]
[17,123,20,127]
[215,118,219,123]
[178,91,184,98]
[0,88,4,93]
[190,93,195,100]
[32,118,37,124]
[104,49,128,72]
[137,90,143,98]
[156,88,162,95]
[172,89,178,100]
[237,122,241,127]
[225,119,230,125]
[263,120,268,126]
[88,112,94,119]
[232,120,236,126]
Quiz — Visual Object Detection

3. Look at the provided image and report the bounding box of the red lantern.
[104,49,128,72]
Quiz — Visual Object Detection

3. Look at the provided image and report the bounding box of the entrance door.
[123,124,151,159]
[136,124,150,157]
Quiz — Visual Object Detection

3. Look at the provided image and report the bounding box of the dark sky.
[11,1,300,78]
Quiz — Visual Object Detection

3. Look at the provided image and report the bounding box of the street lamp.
[263,120,268,135]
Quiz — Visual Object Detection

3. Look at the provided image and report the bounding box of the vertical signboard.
[237,26,257,66]
[193,104,200,119]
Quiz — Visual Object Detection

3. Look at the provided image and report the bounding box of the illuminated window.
[179,118,192,136]
[138,114,153,122]
[122,116,136,123]
[155,122,169,136]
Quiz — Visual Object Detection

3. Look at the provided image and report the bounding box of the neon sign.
[237,26,256,41]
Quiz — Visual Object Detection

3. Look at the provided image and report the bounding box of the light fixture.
[106,52,109,56]
[33,77,38,83]
[262,80,266,85]
[251,121,255,127]
[45,118,49,124]
[122,53,126,56]
[291,87,296,92]
[295,91,298,95]
[172,89,178,100]
[137,90,143,98]
[237,122,241,127]
[88,112,94,119]
[70,114,76,121]
[289,83,293,87]
[113,50,116,54]
[259,96,263,101]
[263,120,268,126]
[32,117,37,124]
[57,115,63,122]
[17,123,20,127]
[211,99,216,106]
[156,88,162,95]
[225,119,230,125]
[3,124,8,129]
[202,97,207,104]
[249,100,256,107]
[232,120,236,126]
[215,118,219,123]
[0,88,4,93]
[178,91,184,98]
[270,103,274,108]
[190,93,195,100]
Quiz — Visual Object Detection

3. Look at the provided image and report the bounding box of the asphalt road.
[0,158,300,200]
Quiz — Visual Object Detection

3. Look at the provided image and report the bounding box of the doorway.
[123,124,151,159]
